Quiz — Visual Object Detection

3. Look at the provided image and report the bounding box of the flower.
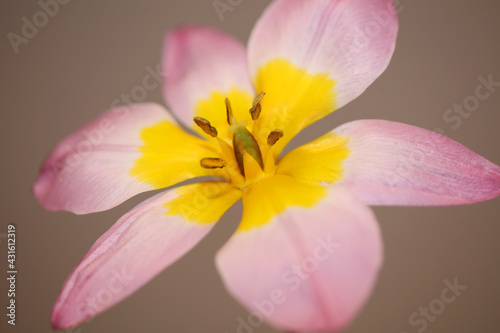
[33,0,500,331]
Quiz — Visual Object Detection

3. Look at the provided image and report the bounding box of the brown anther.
[225,98,234,125]
[249,92,265,121]
[200,158,226,169]
[193,117,218,137]
[267,129,283,146]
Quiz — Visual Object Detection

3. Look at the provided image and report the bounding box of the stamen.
[249,92,265,121]
[193,117,218,137]
[267,129,283,146]
[200,158,226,169]
[225,98,234,125]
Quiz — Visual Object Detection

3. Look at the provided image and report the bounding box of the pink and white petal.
[33,103,226,214]
[334,120,500,205]
[248,0,398,108]
[163,25,255,134]
[216,185,382,332]
[51,181,241,329]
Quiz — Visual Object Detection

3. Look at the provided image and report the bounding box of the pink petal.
[334,120,500,205]
[216,186,382,332]
[162,25,255,129]
[248,0,398,108]
[33,103,226,214]
[51,181,241,329]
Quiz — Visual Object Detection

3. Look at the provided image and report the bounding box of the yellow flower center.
[194,93,281,189]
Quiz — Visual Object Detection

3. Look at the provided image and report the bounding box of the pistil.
[232,123,264,176]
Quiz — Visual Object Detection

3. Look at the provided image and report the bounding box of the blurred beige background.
[1,0,499,332]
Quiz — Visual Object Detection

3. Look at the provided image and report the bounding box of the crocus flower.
[34,0,500,331]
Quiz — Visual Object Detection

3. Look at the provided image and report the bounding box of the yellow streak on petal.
[238,175,328,232]
[165,181,242,225]
[253,58,337,155]
[277,132,350,184]
[131,120,227,188]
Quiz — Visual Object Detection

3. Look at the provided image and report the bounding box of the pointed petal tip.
[49,274,92,330]
[32,173,47,206]
[50,303,84,331]
[50,312,66,331]
[50,307,92,332]
[475,165,500,202]
[32,168,59,212]
[332,119,500,206]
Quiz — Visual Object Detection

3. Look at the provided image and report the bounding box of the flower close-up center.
[195,92,281,189]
